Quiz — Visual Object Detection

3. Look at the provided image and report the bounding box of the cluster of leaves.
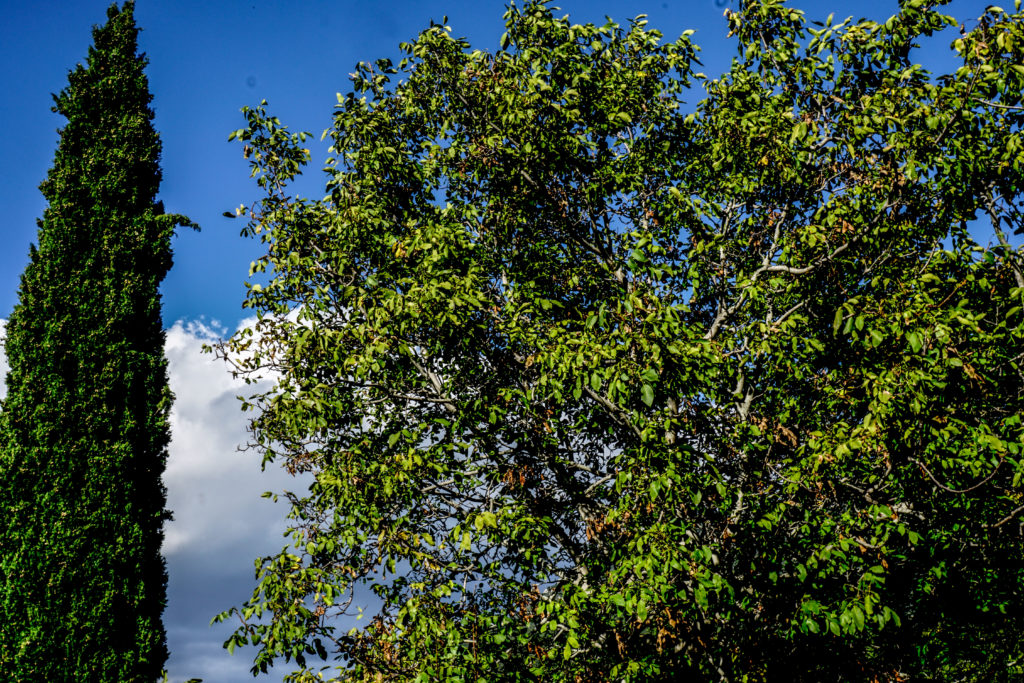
[217,0,1024,680]
[0,2,193,680]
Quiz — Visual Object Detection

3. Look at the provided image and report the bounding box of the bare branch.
[910,457,1002,494]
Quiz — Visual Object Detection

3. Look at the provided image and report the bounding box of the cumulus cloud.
[162,319,308,683]
[163,319,286,557]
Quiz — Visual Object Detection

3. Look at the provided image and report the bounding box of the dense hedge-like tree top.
[0,2,193,680]
[219,0,1023,680]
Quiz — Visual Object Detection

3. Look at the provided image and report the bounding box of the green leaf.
[832,308,844,335]
[851,605,865,631]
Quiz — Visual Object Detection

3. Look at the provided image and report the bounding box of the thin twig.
[990,504,1024,529]
[910,457,1001,494]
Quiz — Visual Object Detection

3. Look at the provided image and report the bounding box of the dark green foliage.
[218,1,1023,680]
[0,2,193,680]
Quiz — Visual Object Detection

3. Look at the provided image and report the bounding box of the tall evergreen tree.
[0,2,193,680]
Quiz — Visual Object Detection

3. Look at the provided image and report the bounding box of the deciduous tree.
[218,1,1024,680]
[0,2,193,680]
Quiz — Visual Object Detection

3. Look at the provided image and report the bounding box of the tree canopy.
[0,2,193,679]
[218,0,1024,680]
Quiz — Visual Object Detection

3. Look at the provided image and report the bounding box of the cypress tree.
[0,2,193,679]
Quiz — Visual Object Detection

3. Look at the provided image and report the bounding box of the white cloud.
[162,318,293,556]
[162,318,308,683]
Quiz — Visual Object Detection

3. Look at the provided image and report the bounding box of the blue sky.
[0,0,1003,681]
